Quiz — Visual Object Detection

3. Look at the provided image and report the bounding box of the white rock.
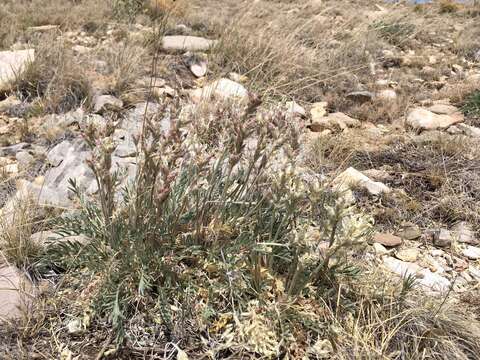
[406,108,463,130]
[310,102,328,119]
[373,243,389,256]
[456,123,480,138]
[30,231,90,247]
[452,222,478,245]
[286,101,306,117]
[0,49,35,91]
[190,61,207,78]
[463,246,480,260]
[189,78,249,103]
[332,167,391,196]
[67,318,85,335]
[14,179,74,209]
[0,265,33,321]
[377,89,397,100]
[161,36,216,52]
[383,256,450,292]
[0,96,21,113]
[396,248,419,262]
[470,266,480,280]
[26,25,59,33]
[228,72,248,83]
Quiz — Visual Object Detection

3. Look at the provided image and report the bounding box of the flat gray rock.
[44,139,97,197]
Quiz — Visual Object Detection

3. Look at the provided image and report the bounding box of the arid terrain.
[0,0,480,358]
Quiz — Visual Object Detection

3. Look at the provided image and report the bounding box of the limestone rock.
[309,112,360,132]
[333,167,391,195]
[0,96,21,113]
[433,229,453,247]
[15,179,74,209]
[15,151,34,169]
[452,222,478,245]
[373,233,403,247]
[161,36,216,52]
[0,265,33,320]
[373,242,389,255]
[463,246,480,260]
[184,52,208,78]
[44,139,97,197]
[396,248,419,262]
[0,143,30,156]
[0,49,35,91]
[26,25,59,33]
[383,256,450,292]
[310,102,328,119]
[406,108,463,130]
[189,78,249,103]
[286,101,306,117]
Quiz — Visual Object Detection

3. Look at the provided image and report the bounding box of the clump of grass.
[439,0,460,14]
[13,36,92,114]
[208,5,380,102]
[0,191,41,271]
[462,90,480,119]
[372,19,415,47]
[97,41,147,98]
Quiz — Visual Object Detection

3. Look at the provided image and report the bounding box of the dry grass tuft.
[0,191,40,270]
[96,41,148,98]
[13,37,92,114]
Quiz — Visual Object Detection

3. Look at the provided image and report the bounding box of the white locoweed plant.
[38,98,373,355]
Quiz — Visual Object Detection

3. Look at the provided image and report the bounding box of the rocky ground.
[0,0,480,358]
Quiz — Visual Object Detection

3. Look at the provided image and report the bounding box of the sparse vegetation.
[13,37,92,114]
